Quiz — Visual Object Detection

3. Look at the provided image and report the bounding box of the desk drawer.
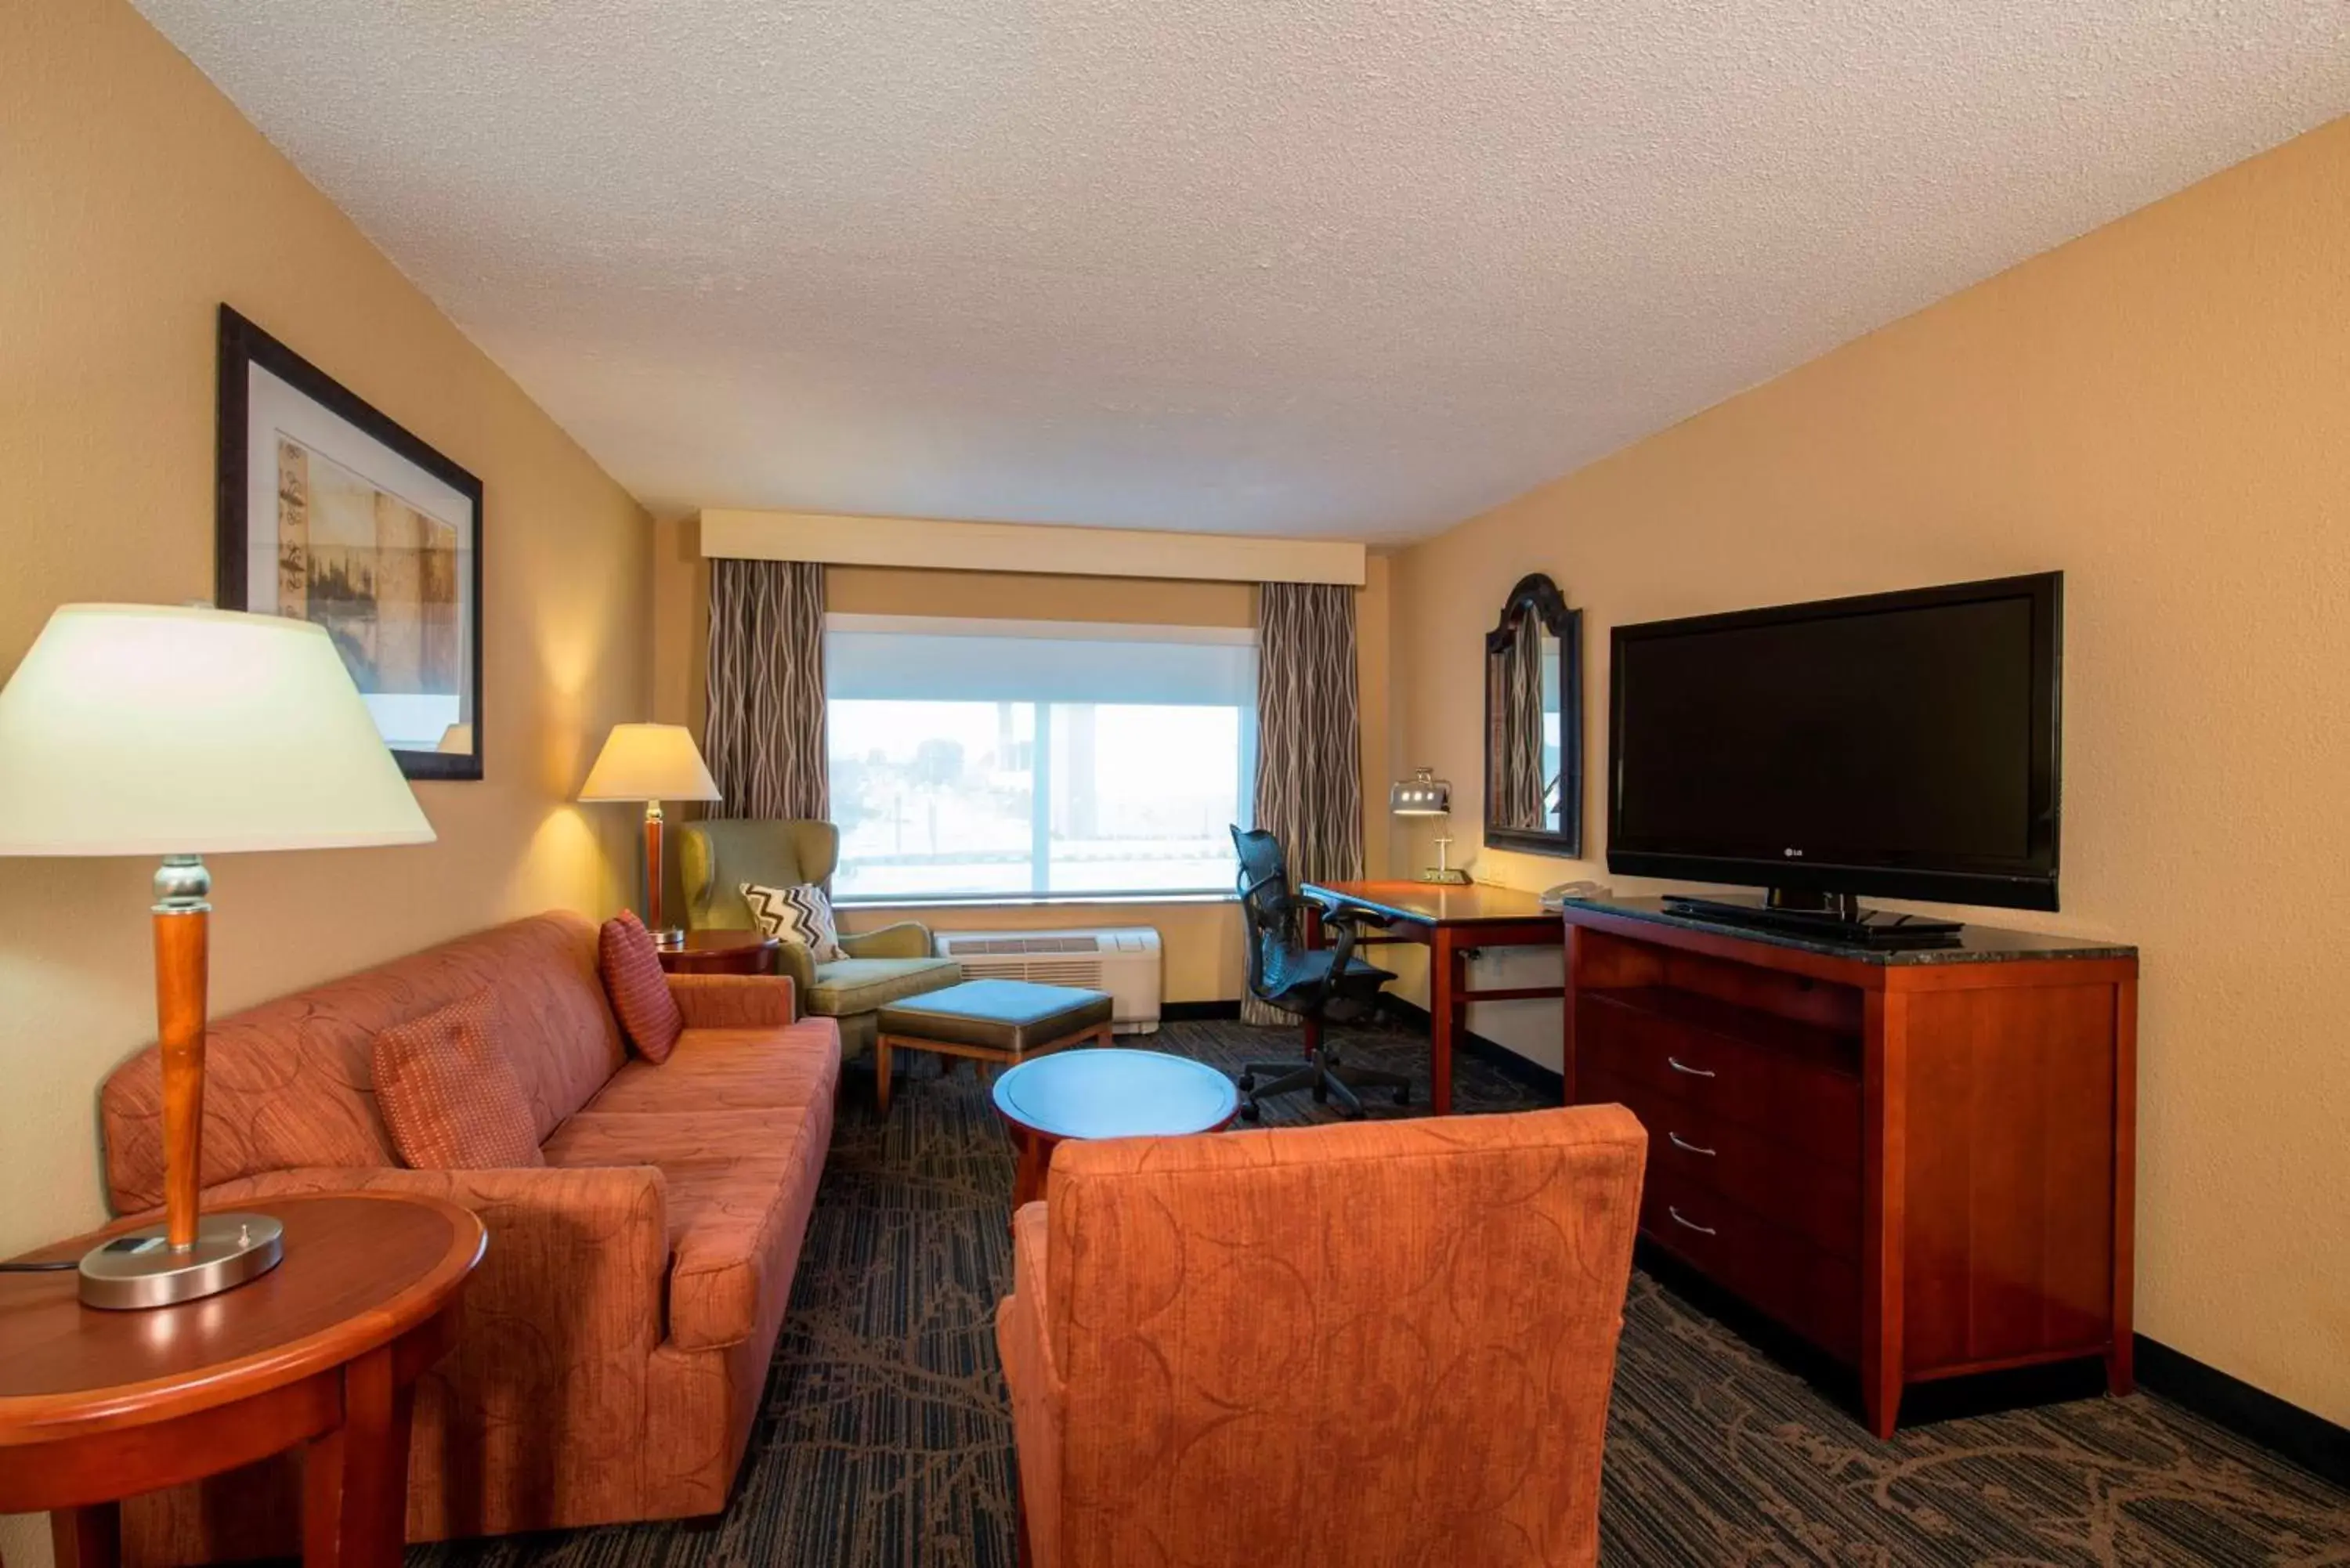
[1640,1164,1861,1363]
[1577,992,1860,1166]
[1579,1064,1860,1262]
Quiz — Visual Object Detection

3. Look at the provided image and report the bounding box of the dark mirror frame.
[1483,572,1583,858]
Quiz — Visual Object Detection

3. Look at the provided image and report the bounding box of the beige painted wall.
[649,526,1394,999]
[0,18,649,1558]
[1392,117,2350,1422]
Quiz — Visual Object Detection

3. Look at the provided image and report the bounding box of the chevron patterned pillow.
[741,880,845,962]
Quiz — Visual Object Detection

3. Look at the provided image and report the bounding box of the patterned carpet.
[415,1018,2350,1568]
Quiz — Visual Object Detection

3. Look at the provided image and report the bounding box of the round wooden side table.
[0,1191,485,1568]
[656,927,781,976]
[992,1048,1241,1211]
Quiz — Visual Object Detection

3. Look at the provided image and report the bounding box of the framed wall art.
[215,305,484,781]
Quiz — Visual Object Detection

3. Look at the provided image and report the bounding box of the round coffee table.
[992,1048,1241,1210]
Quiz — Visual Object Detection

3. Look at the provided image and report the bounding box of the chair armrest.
[1310,905,1376,976]
[840,921,934,960]
[194,1163,672,1387]
[996,1201,1065,1568]
[1012,1201,1056,1364]
[669,972,797,1028]
[771,939,819,999]
[1306,892,1394,937]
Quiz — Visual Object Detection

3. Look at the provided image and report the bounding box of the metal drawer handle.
[1668,1132,1716,1158]
[1667,1205,1718,1237]
[1666,1056,1716,1078]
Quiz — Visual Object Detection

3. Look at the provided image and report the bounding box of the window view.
[825,618,1256,900]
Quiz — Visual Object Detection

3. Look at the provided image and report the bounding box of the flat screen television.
[1607,573,2062,914]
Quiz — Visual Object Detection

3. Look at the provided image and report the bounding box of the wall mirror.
[1484,573,1582,857]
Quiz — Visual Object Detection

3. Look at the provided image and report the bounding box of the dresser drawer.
[1577,991,1860,1166]
[1640,1165,1861,1363]
[1580,1064,1860,1261]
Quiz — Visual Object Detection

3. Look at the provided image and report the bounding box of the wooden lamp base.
[78,855,284,1310]
[642,801,682,945]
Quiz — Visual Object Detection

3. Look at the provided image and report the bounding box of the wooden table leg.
[875,1035,895,1117]
[302,1345,414,1568]
[1301,901,1325,1059]
[1430,929,1466,1116]
[51,1503,121,1568]
[1011,1129,1054,1212]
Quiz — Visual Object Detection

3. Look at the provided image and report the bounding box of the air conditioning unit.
[932,927,1163,1035]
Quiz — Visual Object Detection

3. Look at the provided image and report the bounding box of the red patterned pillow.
[371,990,544,1170]
[599,909,684,1064]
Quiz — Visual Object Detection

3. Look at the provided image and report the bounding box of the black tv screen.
[1608,573,2061,910]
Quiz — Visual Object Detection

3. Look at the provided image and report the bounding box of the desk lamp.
[1390,767,1470,885]
[0,605,434,1308]
[579,723,722,943]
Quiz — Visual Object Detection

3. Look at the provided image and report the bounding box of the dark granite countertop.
[1556,894,2136,966]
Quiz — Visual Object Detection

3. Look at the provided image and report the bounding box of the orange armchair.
[995,1105,1648,1568]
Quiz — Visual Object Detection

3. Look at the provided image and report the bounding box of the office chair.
[1231,826,1412,1121]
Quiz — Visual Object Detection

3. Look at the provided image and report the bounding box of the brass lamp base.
[78,1212,284,1310]
[1417,832,1471,886]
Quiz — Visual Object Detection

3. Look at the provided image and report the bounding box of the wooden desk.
[1300,880,1563,1115]
[0,1193,485,1568]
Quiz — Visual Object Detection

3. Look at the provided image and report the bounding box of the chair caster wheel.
[1394,1086,1412,1106]
[1237,1072,1256,1092]
[1239,1100,1262,1123]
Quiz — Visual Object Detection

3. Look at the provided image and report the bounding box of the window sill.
[836,892,1238,912]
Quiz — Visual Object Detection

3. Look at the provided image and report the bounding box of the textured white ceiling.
[135,1,2350,543]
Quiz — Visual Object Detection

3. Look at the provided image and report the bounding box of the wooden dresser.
[1560,897,2137,1437]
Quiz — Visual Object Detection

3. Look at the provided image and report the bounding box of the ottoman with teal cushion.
[873,979,1114,1116]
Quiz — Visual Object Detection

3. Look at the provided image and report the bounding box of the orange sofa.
[97,911,839,1559]
[996,1105,1647,1568]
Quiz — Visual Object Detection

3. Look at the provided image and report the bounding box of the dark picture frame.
[215,305,485,781]
[1482,571,1583,858]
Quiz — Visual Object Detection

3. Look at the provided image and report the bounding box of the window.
[825,616,1256,901]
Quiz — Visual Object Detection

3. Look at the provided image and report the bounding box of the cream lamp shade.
[579,724,721,803]
[0,604,435,854]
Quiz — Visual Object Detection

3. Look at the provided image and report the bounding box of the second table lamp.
[580,722,723,942]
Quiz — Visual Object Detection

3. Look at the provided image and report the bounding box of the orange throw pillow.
[599,909,684,1064]
[372,990,544,1170]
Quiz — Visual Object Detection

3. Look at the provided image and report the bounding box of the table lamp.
[1390,766,1470,885]
[579,723,721,943]
[0,605,435,1308]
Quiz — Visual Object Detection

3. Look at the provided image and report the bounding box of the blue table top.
[992,1047,1240,1141]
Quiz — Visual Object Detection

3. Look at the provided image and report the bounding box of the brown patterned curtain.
[704,558,828,820]
[1244,581,1363,1026]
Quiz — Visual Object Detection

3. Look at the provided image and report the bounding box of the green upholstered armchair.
[678,818,961,1057]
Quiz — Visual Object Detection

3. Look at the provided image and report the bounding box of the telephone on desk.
[1538,880,1610,911]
